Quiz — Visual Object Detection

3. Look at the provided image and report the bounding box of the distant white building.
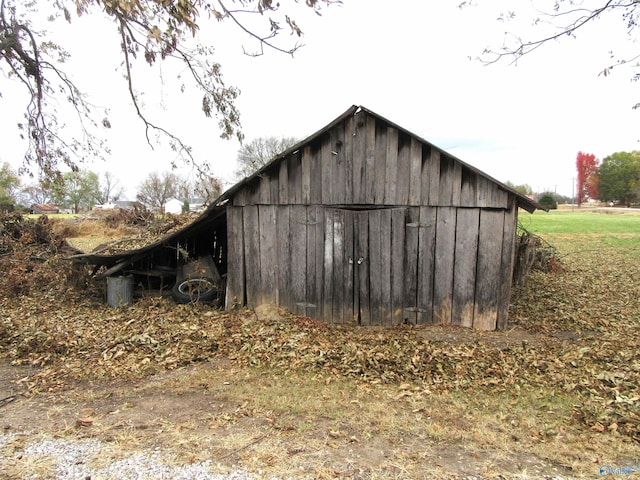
[164,198,184,215]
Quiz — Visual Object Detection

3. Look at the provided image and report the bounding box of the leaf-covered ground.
[1,221,639,446]
[0,213,639,480]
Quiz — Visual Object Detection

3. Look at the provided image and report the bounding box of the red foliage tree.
[576,152,599,206]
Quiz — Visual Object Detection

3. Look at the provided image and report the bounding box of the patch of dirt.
[0,359,577,480]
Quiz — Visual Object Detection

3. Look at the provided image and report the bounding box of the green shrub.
[538,194,558,210]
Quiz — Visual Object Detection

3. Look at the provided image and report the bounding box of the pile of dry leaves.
[0,214,638,444]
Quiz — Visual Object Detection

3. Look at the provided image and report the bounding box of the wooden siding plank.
[352,114,365,204]
[367,210,382,325]
[390,208,406,325]
[329,127,346,205]
[343,210,355,324]
[373,122,387,204]
[258,205,277,304]
[395,133,411,206]
[243,205,261,306]
[452,208,480,327]
[301,145,312,204]
[278,160,289,205]
[342,116,354,205]
[269,169,279,205]
[356,211,371,325]
[474,209,505,330]
[433,207,456,324]
[305,206,321,318]
[451,161,462,206]
[476,176,491,208]
[438,156,455,206]
[427,148,441,206]
[225,207,245,308]
[416,207,437,324]
[290,206,307,316]
[497,201,517,330]
[322,209,335,323]
[364,114,377,204]
[403,207,420,325]
[384,127,399,205]
[379,209,393,326]
[321,135,333,205]
[332,209,346,323]
[460,167,477,207]
[309,145,323,204]
[419,146,431,206]
[288,153,303,205]
[314,206,326,321]
[408,137,422,206]
[275,206,291,308]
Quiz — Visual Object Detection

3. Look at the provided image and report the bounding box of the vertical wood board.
[416,207,437,324]
[497,203,517,329]
[258,205,277,304]
[452,208,480,327]
[384,127,399,205]
[225,207,245,308]
[473,209,505,330]
[409,138,423,206]
[242,205,261,306]
[433,207,456,324]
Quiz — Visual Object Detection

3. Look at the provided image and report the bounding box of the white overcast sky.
[1,0,639,199]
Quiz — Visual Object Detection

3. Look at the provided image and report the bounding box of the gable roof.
[219,105,543,213]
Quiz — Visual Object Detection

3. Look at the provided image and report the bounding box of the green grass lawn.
[519,208,640,234]
[518,208,640,258]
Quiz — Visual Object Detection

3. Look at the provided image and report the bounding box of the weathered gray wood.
[322,209,335,322]
[301,144,312,204]
[384,127,399,205]
[258,205,277,304]
[342,209,355,324]
[451,161,462,206]
[416,206,437,324]
[427,148,441,206]
[225,207,245,308]
[476,176,491,208]
[288,153,302,205]
[474,209,505,330]
[309,145,323,204]
[356,211,370,325]
[438,156,455,206]
[259,171,272,204]
[331,210,353,323]
[313,206,326,320]
[367,210,382,325]
[396,134,411,206]
[460,167,477,207]
[378,209,392,326]
[305,206,320,318]
[403,207,420,325]
[452,208,479,327]
[320,135,333,205]
[342,116,354,205]
[433,207,456,324]
[497,202,517,330]
[329,127,346,205]
[278,160,289,205]
[290,206,307,316]
[373,122,387,204]
[242,205,261,306]
[408,137,422,206]
[352,114,365,204]
[363,114,377,204]
[275,206,291,308]
[390,208,406,325]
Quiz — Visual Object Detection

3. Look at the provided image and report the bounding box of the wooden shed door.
[323,208,407,326]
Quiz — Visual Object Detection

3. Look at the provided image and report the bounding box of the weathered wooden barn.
[73,105,542,330]
[218,105,542,331]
